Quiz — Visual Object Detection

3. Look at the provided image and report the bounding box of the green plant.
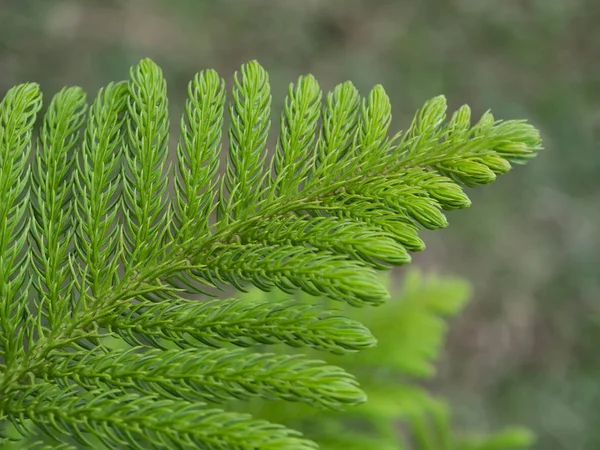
[0,58,541,449]
[239,270,535,450]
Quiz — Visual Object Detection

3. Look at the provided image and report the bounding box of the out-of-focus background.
[1,1,598,448]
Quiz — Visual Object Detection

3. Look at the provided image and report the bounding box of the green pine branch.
[0,58,541,448]
[106,296,376,353]
[43,347,364,409]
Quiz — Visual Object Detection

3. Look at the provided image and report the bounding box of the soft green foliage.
[0,58,540,448]
[238,271,535,450]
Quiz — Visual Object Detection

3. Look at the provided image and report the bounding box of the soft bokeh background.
[1,1,598,448]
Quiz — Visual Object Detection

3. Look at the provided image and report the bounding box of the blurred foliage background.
[0,1,598,449]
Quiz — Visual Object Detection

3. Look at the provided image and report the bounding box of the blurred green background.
[1,1,598,448]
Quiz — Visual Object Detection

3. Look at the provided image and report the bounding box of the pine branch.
[44,347,365,409]
[312,81,361,182]
[223,61,271,221]
[123,59,170,267]
[105,297,376,354]
[0,83,43,367]
[357,85,393,165]
[0,58,541,448]
[6,384,316,450]
[271,74,321,197]
[30,86,87,331]
[73,82,128,302]
[174,69,225,242]
[246,215,411,270]
[198,243,388,306]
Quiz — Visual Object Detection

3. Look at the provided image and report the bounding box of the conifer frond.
[198,243,388,306]
[45,347,364,409]
[223,61,271,221]
[272,74,321,197]
[248,215,411,270]
[106,297,376,353]
[174,69,225,241]
[7,385,315,450]
[312,81,361,181]
[0,83,42,366]
[123,59,170,267]
[73,82,128,305]
[31,86,87,330]
[0,59,541,448]
[358,85,392,164]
